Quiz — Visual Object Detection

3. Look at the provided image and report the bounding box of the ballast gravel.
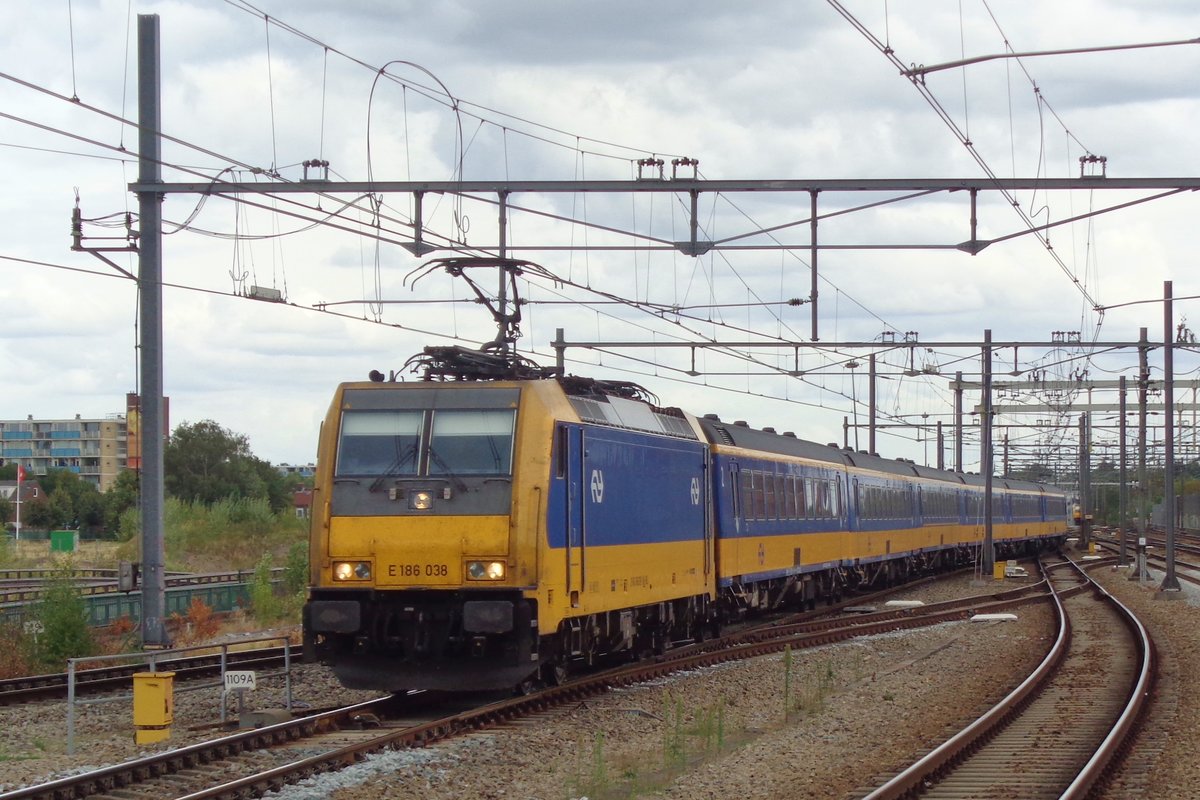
[2,550,1196,799]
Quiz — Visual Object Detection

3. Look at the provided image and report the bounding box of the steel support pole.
[809,190,819,342]
[954,371,964,473]
[868,353,876,454]
[137,14,168,648]
[1131,328,1149,581]
[936,420,945,470]
[1119,375,1128,566]
[982,331,994,578]
[1162,281,1181,592]
[1080,413,1091,550]
[496,191,509,355]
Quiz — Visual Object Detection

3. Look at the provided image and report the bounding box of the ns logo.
[589,469,702,507]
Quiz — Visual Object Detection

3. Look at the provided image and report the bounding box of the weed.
[590,730,609,793]
[0,621,36,679]
[663,694,687,770]
[108,615,137,637]
[783,644,794,722]
[0,746,37,763]
[169,598,220,646]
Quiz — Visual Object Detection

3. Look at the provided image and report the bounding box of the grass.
[0,745,40,763]
[567,693,739,800]
[115,496,307,572]
[565,648,877,797]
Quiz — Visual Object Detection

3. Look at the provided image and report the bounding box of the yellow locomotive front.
[303,380,558,691]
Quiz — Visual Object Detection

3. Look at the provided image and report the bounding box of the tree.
[31,470,105,534]
[22,494,55,531]
[103,469,140,536]
[164,420,292,512]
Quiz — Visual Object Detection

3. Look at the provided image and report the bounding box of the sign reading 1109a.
[224,670,257,691]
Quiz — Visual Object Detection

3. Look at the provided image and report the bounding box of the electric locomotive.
[303,352,716,691]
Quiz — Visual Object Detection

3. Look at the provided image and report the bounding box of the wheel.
[515,674,541,695]
[543,660,570,686]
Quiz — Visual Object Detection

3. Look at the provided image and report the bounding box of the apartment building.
[0,413,128,492]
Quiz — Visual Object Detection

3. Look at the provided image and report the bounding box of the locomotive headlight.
[410,490,434,510]
[333,561,372,581]
[466,560,506,581]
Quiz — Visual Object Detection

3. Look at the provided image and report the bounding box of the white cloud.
[1,0,1197,470]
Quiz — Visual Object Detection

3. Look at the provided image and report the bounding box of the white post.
[67,658,77,755]
[13,464,21,542]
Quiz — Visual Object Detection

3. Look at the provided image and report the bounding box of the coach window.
[784,475,798,519]
[428,409,516,476]
[336,411,422,476]
[815,480,831,518]
[740,471,754,520]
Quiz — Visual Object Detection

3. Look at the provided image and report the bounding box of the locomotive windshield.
[336,410,422,476]
[336,408,516,477]
[428,409,515,475]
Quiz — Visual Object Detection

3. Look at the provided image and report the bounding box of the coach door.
[564,426,585,606]
[703,451,714,578]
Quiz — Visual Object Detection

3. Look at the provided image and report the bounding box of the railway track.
[0,646,300,706]
[1091,531,1200,589]
[852,553,1154,799]
[0,570,276,606]
[3,571,1062,800]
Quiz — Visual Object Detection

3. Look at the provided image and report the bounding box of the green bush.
[283,539,308,595]
[116,507,141,542]
[157,496,305,572]
[249,555,283,623]
[28,569,95,671]
[248,551,306,625]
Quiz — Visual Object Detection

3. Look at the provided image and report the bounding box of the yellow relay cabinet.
[132,671,174,744]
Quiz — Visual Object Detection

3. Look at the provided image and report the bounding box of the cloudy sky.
[3,0,1199,473]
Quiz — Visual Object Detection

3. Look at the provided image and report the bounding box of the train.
[303,349,1069,693]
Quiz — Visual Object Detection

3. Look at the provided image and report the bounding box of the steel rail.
[859,554,1153,799]
[1062,560,1156,798]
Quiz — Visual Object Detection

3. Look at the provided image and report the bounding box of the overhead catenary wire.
[825,0,1102,314]
[10,5,1190,473]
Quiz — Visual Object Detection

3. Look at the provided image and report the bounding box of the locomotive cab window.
[428,409,516,476]
[336,411,422,476]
